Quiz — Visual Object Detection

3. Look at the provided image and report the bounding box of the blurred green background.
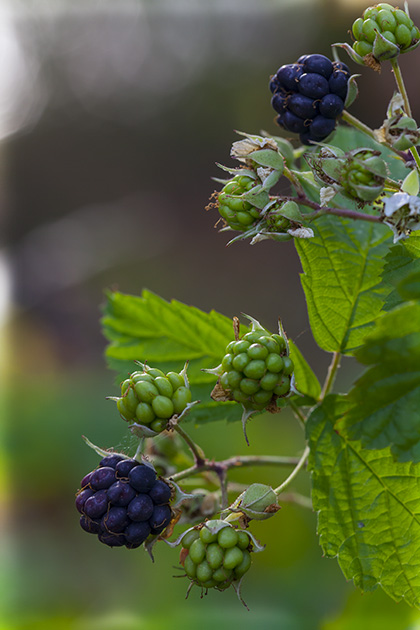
[3,0,420,628]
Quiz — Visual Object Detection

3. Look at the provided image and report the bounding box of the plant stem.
[341,110,378,142]
[173,425,205,465]
[391,58,411,116]
[273,445,310,496]
[390,58,420,174]
[290,400,307,428]
[320,351,341,401]
[279,195,383,224]
[170,454,301,483]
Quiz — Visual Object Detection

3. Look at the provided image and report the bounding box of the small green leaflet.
[381,232,420,311]
[307,395,420,608]
[338,301,420,462]
[288,340,321,402]
[295,215,391,354]
[102,290,320,423]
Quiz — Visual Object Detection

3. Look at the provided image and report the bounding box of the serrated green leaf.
[338,301,420,461]
[288,340,321,402]
[307,395,420,608]
[381,233,420,310]
[295,215,391,354]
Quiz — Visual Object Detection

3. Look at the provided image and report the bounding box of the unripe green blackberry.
[213,327,293,411]
[352,4,420,62]
[111,364,192,433]
[179,520,254,591]
[217,175,261,231]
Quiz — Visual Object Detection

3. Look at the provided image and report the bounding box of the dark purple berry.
[288,93,318,120]
[282,110,306,133]
[298,73,330,99]
[116,459,139,478]
[90,467,116,490]
[329,71,349,101]
[98,531,126,547]
[128,464,156,493]
[80,472,92,488]
[127,494,154,522]
[309,115,336,140]
[299,130,313,146]
[125,521,151,545]
[302,54,333,79]
[149,504,172,534]
[319,94,344,119]
[107,481,137,507]
[271,93,287,115]
[148,480,172,505]
[126,542,142,549]
[75,488,95,513]
[99,454,125,469]
[269,75,280,94]
[80,514,101,534]
[101,506,130,533]
[332,61,350,76]
[276,64,303,92]
[297,54,310,64]
[84,490,108,519]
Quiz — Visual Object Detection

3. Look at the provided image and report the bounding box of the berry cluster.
[115,366,192,433]
[217,174,260,231]
[270,54,350,145]
[180,521,252,590]
[217,329,294,410]
[76,455,172,548]
[352,3,420,58]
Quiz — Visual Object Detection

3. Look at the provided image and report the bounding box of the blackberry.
[112,365,192,433]
[270,54,351,144]
[75,458,173,549]
[180,520,254,591]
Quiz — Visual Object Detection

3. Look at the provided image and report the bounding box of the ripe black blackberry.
[270,54,350,145]
[75,455,173,548]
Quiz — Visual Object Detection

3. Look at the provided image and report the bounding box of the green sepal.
[401,169,420,196]
[344,74,360,108]
[82,436,131,461]
[332,42,366,66]
[260,169,282,191]
[234,483,279,521]
[241,185,270,209]
[248,149,284,172]
[273,200,303,222]
[372,29,400,61]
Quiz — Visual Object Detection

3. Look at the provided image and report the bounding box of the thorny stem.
[170,454,301,483]
[390,58,420,175]
[273,445,310,496]
[320,351,341,401]
[277,195,383,223]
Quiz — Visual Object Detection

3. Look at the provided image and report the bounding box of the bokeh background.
[2,0,420,628]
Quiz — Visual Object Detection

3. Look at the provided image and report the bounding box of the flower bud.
[237,483,280,521]
[376,94,420,150]
[309,147,387,203]
[382,192,420,242]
